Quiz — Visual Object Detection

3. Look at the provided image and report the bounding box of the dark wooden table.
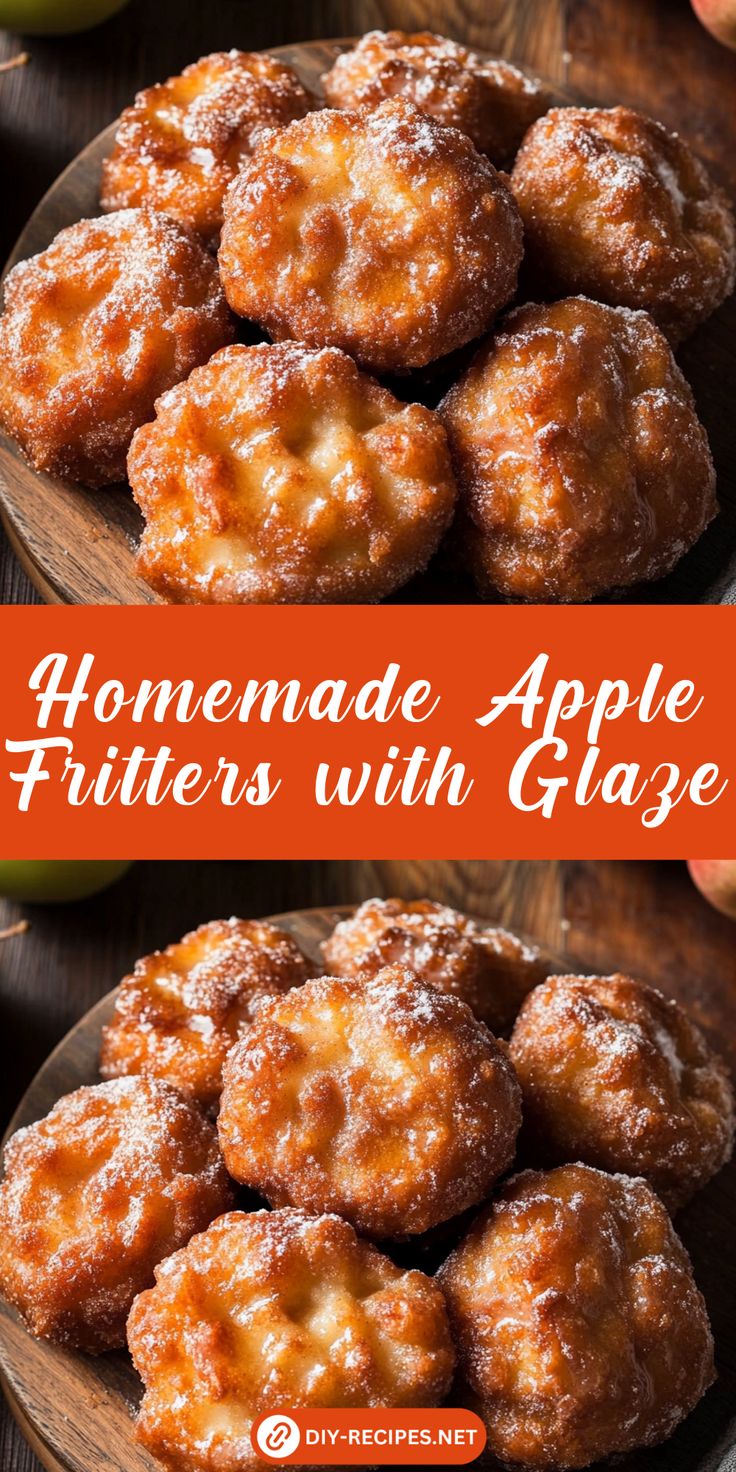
[1,858,735,1472]
[1,0,736,601]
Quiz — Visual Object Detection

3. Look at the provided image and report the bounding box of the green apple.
[0,0,129,35]
[0,859,133,903]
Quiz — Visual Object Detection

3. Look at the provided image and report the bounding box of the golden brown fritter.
[218,98,523,374]
[100,918,312,1109]
[101,50,315,245]
[511,105,736,343]
[0,1077,232,1353]
[322,898,550,1033]
[128,1208,454,1472]
[509,973,734,1210]
[440,296,717,603]
[0,208,233,487]
[128,341,457,604]
[217,967,522,1238]
[322,31,550,165]
[438,1163,715,1470]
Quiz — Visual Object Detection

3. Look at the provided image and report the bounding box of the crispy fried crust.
[128,341,457,604]
[322,31,550,165]
[438,1163,715,1470]
[0,1077,233,1352]
[128,1208,455,1471]
[321,898,550,1033]
[218,98,523,373]
[440,295,717,602]
[217,967,522,1237]
[101,50,315,244]
[510,105,736,343]
[509,973,735,1210]
[100,918,313,1109]
[0,207,233,487]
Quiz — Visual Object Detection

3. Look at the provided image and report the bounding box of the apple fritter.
[323,31,550,165]
[217,966,522,1238]
[438,1163,715,1470]
[322,898,550,1033]
[128,1208,455,1471]
[511,105,736,343]
[100,918,313,1109]
[509,972,734,1210]
[101,50,315,244]
[440,296,717,602]
[218,98,523,373]
[0,207,233,487]
[128,341,457,604]
[0,1077,232,1352]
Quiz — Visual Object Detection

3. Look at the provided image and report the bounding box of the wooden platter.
[0,40,735,605]
[0,902,734,1472]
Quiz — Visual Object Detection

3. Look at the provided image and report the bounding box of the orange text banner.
[1,606,734,858]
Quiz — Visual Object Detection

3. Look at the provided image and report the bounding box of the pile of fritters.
[0,898,732,1472]
[0,33,731,603]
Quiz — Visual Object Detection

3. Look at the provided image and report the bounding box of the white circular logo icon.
[254,1414,301,1460]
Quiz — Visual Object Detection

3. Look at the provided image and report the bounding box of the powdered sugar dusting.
[218,965,521,1237]
[510,972,734,1209]
[0,1076,232,1351]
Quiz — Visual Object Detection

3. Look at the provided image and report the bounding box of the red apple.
[687,860,736,919]
[690,0,736,50]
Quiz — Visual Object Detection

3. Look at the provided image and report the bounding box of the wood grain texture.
[1,2,735,604]
[0,862,734,1472]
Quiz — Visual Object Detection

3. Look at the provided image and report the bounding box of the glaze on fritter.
[217,967,522,1238]
[128,1208,455,1471]
[509,972,734,1210]
[322,897,550,1033]
[439,1163,715,1470]
[101,50,315,244]
[0,208,233,487]
[511,106,735,343]
[128,342,457,603]
[100,918,312,1109]
[441,296,717,602]
[322,31,549,165]
[0,1077,232,1352]
[218,98,523,374]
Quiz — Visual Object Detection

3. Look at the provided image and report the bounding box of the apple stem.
[0,53,30,75]
[0,919,30,940]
